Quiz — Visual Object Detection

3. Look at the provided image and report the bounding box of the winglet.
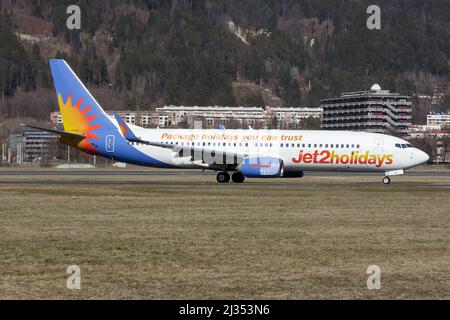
[113,113,140,142]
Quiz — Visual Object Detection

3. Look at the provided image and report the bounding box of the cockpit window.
[396,143,414,149]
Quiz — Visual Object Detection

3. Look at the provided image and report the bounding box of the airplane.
[24,59,430,185]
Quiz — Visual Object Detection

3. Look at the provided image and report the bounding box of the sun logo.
[58,93,101,153]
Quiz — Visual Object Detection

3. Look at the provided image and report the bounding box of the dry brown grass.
[0,171,449,299]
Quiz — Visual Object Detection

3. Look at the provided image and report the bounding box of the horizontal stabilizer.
[20,124,86,140]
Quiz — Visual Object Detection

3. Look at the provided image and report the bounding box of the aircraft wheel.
[217,172,230,183]
[232,172,245,183]
[382,176,391,185]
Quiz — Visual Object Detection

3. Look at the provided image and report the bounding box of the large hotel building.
[321,84,412,135]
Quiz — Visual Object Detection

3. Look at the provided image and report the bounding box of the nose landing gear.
[382,169,404,185]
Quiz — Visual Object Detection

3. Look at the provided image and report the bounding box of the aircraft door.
[106,135,115,153]
[374,138,384,156]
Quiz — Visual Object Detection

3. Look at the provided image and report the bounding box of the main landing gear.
[216,172,245,184]
[231,172,245,183]
[216,172,230,183]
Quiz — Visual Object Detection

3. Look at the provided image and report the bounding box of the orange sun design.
[58,93,102,153]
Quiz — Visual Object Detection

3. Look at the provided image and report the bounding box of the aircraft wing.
[113,114,248,168]
[137,139,248,169]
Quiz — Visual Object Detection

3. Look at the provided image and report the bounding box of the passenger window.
[292,143,295,147]
[281,143,284,147]
[319,144,323,148]
[351,144,355,148]
[308,144,311,148]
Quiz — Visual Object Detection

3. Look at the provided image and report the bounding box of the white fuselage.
[122,125,429,173]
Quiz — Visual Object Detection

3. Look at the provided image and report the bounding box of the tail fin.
[49,59,117,153]
[49,59,116,134]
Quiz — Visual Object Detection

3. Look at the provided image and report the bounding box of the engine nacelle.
[282,169,304,178]
[239,157,283,177]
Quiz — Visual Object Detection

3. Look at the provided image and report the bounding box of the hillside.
[0,0,450,136]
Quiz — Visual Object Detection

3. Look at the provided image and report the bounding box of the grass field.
[0,170,449,299]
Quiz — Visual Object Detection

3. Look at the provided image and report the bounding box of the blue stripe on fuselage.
[99,133,174,168]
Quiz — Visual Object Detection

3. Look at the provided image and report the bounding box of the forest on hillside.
[0,0,450,133]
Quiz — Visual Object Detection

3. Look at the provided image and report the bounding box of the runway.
[0,169,449,176]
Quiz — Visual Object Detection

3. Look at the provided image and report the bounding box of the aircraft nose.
[415,149,430,164]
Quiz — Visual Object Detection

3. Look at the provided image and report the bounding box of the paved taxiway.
[0,169,449,176]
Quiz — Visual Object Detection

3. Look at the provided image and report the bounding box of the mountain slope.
[0,0,449,131]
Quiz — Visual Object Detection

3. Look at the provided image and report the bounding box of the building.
[266,107,322,128]
[9,131,59,163]
[427,112,450,128]
[153,105,322,128]
[51,111,153,127]
[321,84,412,135]
[51,106,323,129]
[153,105,268,128]
[407,124,449,139]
